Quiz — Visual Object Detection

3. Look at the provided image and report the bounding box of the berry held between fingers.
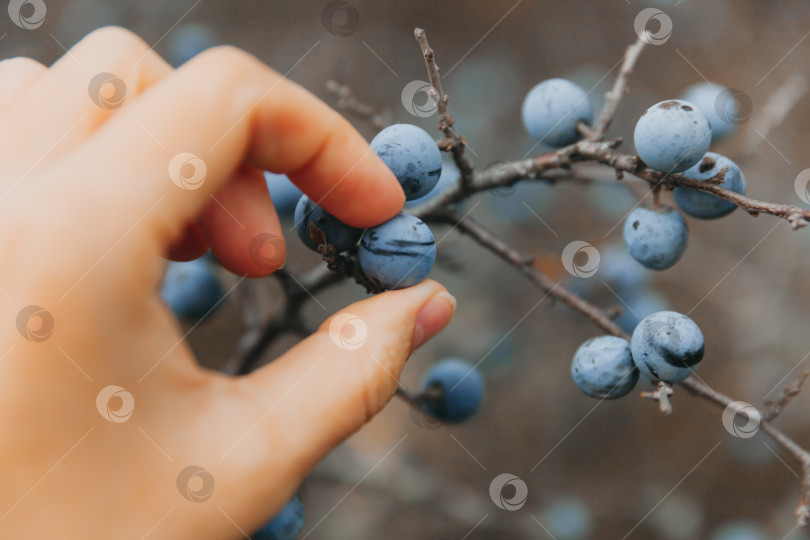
[358,212,436,290]
[160,259,223,322]
[253,494,305,540]
[370,124,443,200]
[294,194,364,253]
[422,358,485,423]
[571,336,639,399]
[521,78,592,148]
[634,99,712,173]
[674,152,747,219]
[404,159,460,209]
[623,206,688,271]
[631,311,705,384]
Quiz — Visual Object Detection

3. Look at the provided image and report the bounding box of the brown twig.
[411,138,810,229]
[589,35,647,141]
[430,211,621,334]
[234,266,342,375]
[640,382,674,415]
[414,28,476,188]
[765,370,810,422]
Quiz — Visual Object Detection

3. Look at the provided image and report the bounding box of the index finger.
[76,45,404,247]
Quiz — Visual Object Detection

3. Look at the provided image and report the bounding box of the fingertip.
[289,135,405,229]
[199,168,287,278]
[166,221,210,262]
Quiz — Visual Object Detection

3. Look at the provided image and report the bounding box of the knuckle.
[190,45,262,77]
[0,56,45,73]
[80,26,150,56]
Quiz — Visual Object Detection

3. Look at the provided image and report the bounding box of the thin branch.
[414,28,476,188]
[640,382,674,415]
[431,211,622,334]
[411,138,810,229]
[765,370,810,422]
[589,35,647,141]
[235,266,342,375]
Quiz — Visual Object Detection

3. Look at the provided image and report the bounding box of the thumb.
[235,279,455,474]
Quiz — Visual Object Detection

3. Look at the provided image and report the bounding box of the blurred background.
[7,0,810,538]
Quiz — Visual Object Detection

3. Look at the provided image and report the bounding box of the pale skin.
[0,27,455,538]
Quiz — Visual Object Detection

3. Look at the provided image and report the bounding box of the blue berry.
[166,23,218,66]
[160,259,222,322]
[634,100,712,173]
[681,82,738,140]
[623,206,688,270]
[674,152,746,219]
[294,195,363,253]
[253,495,305,540]
[631,311,704,384]
[571,336,638,399]
[265,172,303,216]
[370,124,442,200]
[521,79,592,148]
[358,213,435,290]
[597,244,649,294]
[541,497,593,540]
[422,358,485,423]
[404,159,460,208]
[614,288,669,334]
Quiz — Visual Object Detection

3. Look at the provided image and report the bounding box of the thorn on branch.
[765,370,810,422]
[641,382,674,415]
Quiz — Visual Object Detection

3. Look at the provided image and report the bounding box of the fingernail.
[412,291,456,350]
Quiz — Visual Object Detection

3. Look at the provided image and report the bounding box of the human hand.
[0,27,455,539]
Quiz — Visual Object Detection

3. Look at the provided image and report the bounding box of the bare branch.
[589,35,647,141]
[412,139,810,229]
[641,382,674,415]
[414,27,476,188]
[765,370,810,422]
